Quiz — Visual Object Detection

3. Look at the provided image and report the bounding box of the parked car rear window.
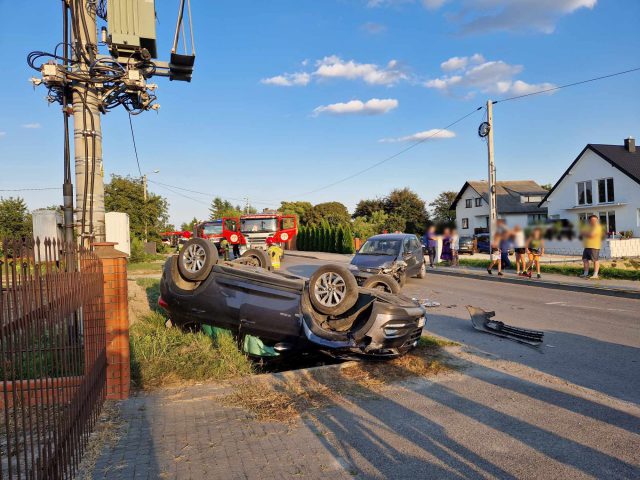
[360,239,401,255]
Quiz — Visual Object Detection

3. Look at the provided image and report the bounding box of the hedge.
[297,224,355,254]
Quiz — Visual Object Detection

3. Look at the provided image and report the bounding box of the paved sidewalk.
[286,251,640,298]
[90,349,640,479]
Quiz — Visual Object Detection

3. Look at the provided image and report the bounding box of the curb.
[429,268,640,299]
[286,253,321,260]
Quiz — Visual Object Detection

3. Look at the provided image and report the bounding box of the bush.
[130,237,147,263]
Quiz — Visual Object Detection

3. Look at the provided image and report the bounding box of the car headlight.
[381,267,392,274]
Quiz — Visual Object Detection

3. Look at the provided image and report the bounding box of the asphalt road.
[283,255,640,405]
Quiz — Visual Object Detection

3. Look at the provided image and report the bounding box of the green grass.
[129,279,254,389]
[419,335,459,348]
[458,258,640,281]
[127,261,165,272]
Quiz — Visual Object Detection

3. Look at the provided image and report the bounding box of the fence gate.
[1,239,107,479]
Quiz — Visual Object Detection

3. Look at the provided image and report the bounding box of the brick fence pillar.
[93,242,130,400]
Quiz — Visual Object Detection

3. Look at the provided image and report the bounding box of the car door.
[410,237,424,272]
[402,237,419,275]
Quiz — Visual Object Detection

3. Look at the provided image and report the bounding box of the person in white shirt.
[450,228,460,266]
[513,224,526,275]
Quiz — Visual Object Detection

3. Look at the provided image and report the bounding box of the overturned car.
[159,238,427,359]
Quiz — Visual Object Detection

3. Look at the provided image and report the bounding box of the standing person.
[450,228,460,267]
[486,232,503,276]
[580,215,603,279]
[525,227,545,279]
[440,228,453,264]
[423,226,437,268]
[513,225,526,275]
[500,230,512,271]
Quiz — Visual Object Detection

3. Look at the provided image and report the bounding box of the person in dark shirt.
[422,226,437,268]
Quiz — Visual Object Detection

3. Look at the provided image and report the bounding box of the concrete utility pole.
[143,174,148,242]
[72,1,105,245]
[486,100,497,261]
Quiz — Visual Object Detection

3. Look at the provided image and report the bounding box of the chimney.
[624,137,636,153]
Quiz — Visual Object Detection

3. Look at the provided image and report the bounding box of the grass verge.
[222,335,456,423]
[459,258,640,281]
[129,279,253,389]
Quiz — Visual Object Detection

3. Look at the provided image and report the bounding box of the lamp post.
[143,170,160,243]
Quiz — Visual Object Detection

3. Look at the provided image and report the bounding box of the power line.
[149,181,211,207]
[147,179,274,206]
[494,66,640,104]
[0,187,61,192]
[292,106,483,197]
[128,113,143,177]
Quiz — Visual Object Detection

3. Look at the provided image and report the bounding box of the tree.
[209,197,243,219]
[429,191,457,228]
[105,175,169,241]
[541,183,553,191]
[180,217,199,232]
[384,214,406,233]
[353,198,385,219]
[384,188,428,234]
[308,202,351,226]
[342,226,355,254]
[0,197,32,240]
[280,201,313,226]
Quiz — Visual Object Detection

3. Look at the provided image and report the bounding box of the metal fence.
[0,238,106,479]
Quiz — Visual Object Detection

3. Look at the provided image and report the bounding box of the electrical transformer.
[107,0,157,58]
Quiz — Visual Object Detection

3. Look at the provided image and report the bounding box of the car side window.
[410,238,420,251]
[403,238,411,253]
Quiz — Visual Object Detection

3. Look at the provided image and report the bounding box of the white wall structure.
[452,181,548,235]
[541,141,640,240]
[32,209,63,260]
[105,212,131,256]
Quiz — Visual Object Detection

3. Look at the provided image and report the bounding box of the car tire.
[362,274,401,294]
[309,264,359,316]
[178,238,218,282]
[416,262,426,279]
[240,248,271,269]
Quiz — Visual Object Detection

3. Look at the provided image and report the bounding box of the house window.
[578,212,595,224]
[474,197,482,207]
[465,199,472,208]
[461,218,469,229]
[577,181,593,205]
[527,214,547,225]
[599,212,616,235]
[597,178,615,203]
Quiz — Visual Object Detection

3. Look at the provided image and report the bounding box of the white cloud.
[260,72,311,87]
[314,56,407,86]
[22,123,41,129]
[361,22,388,34]
[313,98,399,116]
[262,55,408,88]
[425,54,555,98]
[452,0,597,34]
[380,128,456,142]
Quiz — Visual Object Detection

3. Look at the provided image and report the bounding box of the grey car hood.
[350,254,397,270]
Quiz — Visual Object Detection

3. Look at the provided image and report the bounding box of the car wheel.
[240,248,271,269]
[309,264,359,316]
[416,262,426,279]
[178,238,218,282]
[362,274,401,294]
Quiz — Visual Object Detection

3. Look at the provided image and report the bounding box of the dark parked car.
[458,236,475,255]
[159,238,427,359]
[475,233,514,255]
[350,234,426,289]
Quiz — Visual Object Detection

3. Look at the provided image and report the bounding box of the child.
[450,228,460,267]
[525,228,545,279]
[486,233,503,276]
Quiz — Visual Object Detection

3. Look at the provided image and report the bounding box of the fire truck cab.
[197,218,243,250]
[239,213,297,251]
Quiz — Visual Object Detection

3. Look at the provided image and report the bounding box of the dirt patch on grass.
[128,279,151,324]
[223,336,457,423]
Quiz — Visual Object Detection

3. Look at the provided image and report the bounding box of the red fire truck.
[239,213,297,251]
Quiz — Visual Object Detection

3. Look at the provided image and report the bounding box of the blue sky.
[0,0,639,226]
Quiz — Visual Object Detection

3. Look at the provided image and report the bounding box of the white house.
[450,180,548,235]
[539,138,640,258]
